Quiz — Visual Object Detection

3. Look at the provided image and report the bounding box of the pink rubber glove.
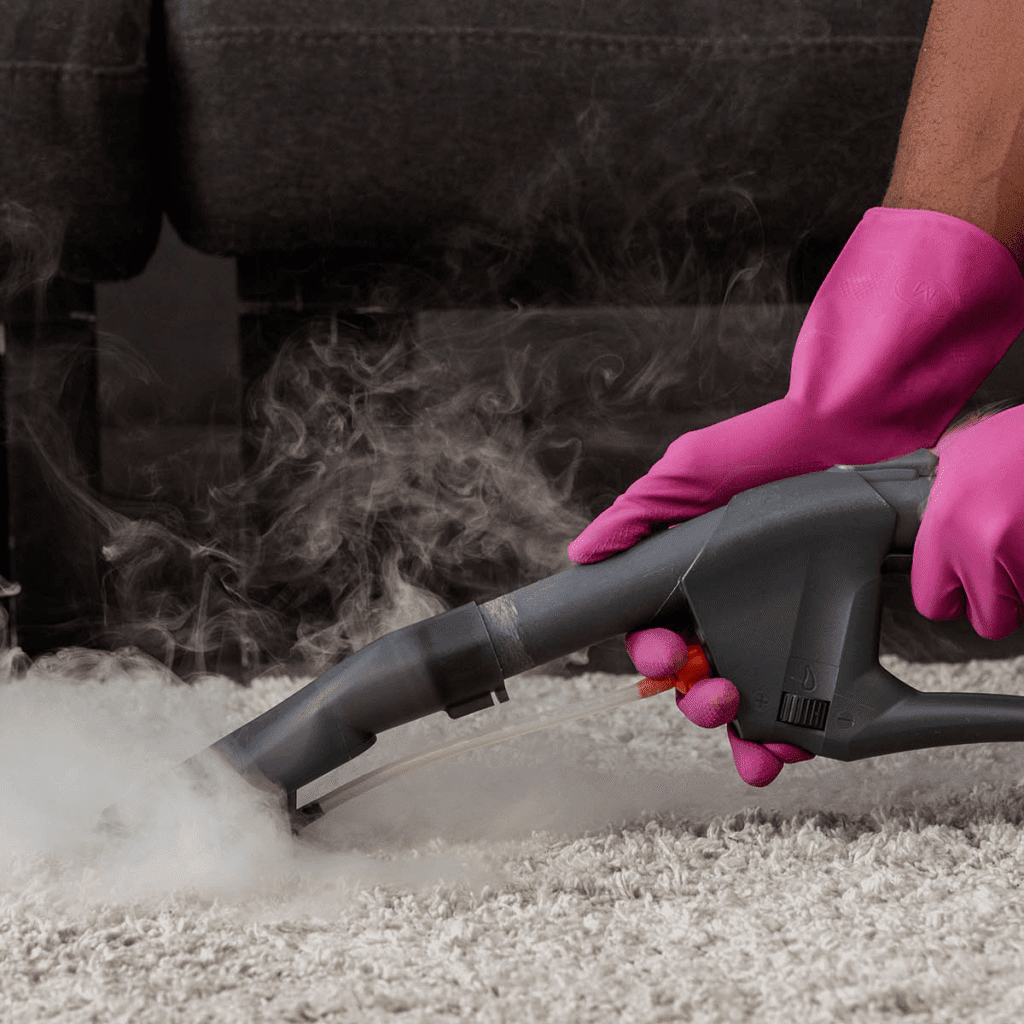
[570,206,1024,786]
[913,404,1024,639]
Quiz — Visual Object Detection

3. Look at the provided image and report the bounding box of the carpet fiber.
[3,650,1024,1022]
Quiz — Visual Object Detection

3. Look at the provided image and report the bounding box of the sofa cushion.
[164,0,931,287]
[0,0,160,283]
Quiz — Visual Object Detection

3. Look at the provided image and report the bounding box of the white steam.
[0,648,512,916]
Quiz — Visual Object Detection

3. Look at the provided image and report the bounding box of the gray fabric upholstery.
[0,0,160,281]
[163,0,932,268]
[3,0,934,281]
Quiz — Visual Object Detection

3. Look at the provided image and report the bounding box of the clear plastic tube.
[299,640,711,822]
[305,681,649,817]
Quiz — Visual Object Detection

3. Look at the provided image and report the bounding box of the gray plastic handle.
[681,447,1024,759]
[483,447,1024,761]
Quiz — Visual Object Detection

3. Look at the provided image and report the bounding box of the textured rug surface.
[3,649,1024,1023]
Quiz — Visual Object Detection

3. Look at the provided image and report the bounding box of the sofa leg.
[3,279,103,655]
[0,322,18,648]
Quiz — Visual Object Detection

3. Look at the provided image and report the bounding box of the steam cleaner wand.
[167,447,1024,834]
[300,645,711,817]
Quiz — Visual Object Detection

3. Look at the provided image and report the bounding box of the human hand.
[913,403,1024,639]
[569,206,1024,785]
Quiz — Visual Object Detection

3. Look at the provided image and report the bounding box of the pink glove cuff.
[568,207,1024,564]
[788,207,1024,453]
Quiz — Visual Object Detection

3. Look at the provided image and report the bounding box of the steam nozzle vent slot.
[446,680,509,719]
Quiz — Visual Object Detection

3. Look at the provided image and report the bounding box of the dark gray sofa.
[7,0,1024,665]
[5,0,933,284]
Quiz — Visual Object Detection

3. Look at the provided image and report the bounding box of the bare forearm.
[882,0,1024,269]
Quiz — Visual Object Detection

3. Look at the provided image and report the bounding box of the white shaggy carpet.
[3,648,1024,1023]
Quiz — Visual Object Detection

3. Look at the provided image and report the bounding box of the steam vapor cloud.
[0,97,810,894]
[2,118,800,679]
